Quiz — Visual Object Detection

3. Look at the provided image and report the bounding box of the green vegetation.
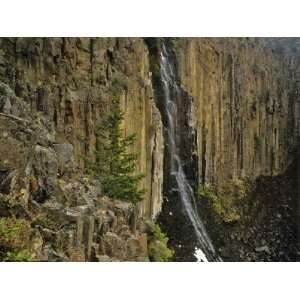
[86,81,145,205]
[32,213,60,231]
[198,179,250,223]
[5,250,32,262]
[0,217,33,261]
[148,223,174,262]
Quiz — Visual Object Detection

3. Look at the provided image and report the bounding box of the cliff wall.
[173,38,298,187]
[146,37,299,261]
[0,38,298,261]
[0,38,164,219]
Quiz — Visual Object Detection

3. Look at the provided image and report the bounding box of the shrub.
[148,223,174,262]
[0,217,31,250]
[198,179,250,223]
[4,250,32,262]
[198,185,225,219]
[0,217,33,261]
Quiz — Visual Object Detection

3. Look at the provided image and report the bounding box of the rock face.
[174,38,299,186]
[0,83,150,261]
[0,38,299,261]
[0,38,164,261]
[0,38,164,219]
[146,38,299,261]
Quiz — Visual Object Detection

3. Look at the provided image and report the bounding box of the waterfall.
[160,42,219,262]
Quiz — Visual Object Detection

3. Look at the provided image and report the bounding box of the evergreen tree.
[89,93,145,205]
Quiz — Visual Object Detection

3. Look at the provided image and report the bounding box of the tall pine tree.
[89,91,145,205]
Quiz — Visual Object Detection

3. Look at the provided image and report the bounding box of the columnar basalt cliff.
[146,38,299,261]
[174,38,298,185]
[0,38,298,261]
[0,38,164,218]
[0,38,164,261]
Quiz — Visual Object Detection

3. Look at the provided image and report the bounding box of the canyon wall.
[146,38,299,261]
[172,38,299,187]
[0,38,298,261]
[1,38,297,222]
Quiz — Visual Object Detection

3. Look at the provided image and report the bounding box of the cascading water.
[160,42,219,262]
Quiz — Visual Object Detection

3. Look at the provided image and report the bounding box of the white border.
[0,0,299,36]
[0,262,299,300]
[0,1,299,299]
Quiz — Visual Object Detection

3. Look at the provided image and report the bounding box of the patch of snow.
[195,248,208,262]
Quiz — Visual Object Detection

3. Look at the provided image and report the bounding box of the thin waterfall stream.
[160,43,219,261]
